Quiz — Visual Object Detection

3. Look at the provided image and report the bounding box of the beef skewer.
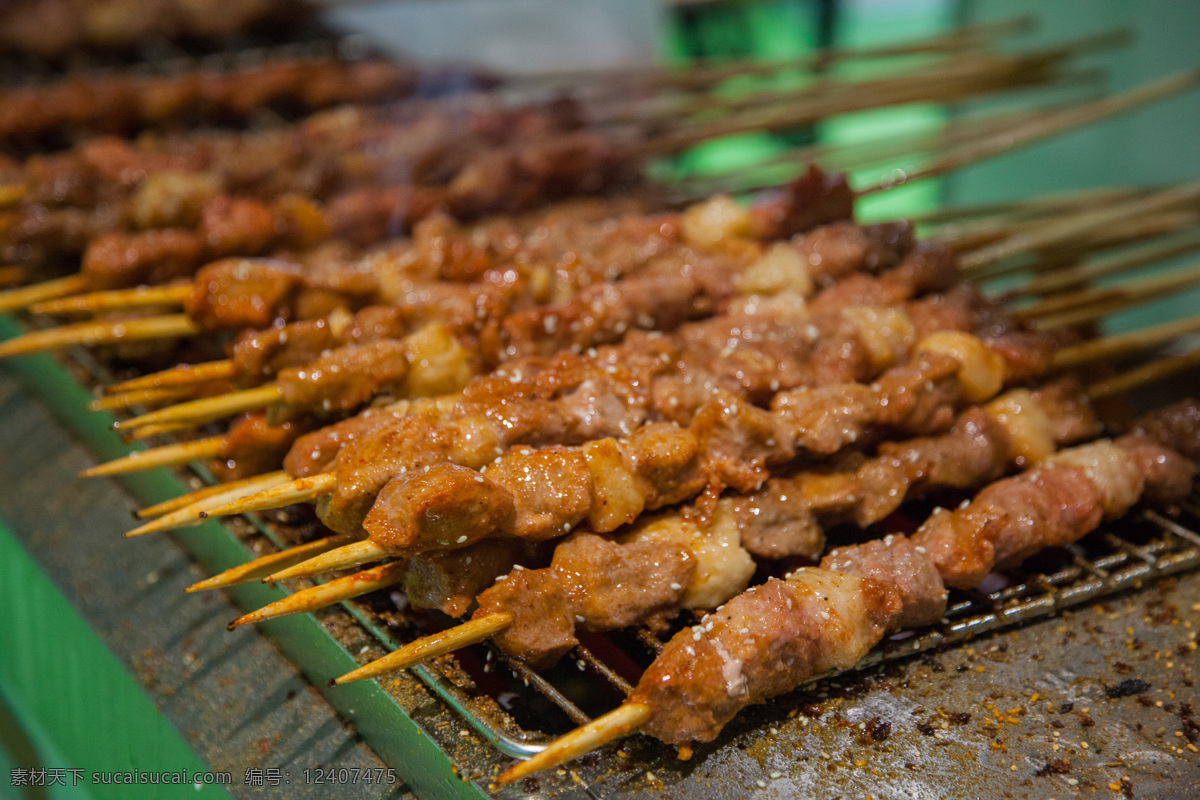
[499,404,1199,781]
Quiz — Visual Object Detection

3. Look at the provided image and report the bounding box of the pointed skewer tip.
[498,703,652,785]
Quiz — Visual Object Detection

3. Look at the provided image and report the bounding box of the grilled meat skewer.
[260,380,1092,675]
[199,232,966,538]
[0,56,494,148]
[500,402,1200,780]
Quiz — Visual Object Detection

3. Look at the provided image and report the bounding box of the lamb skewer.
[9,71,1194,393]
[172,232,974,537]
[0,0,306,59]
[261,325,1053,574]
[113,193,1200,544]
[0,166,845,364]
[0,38,1143,314]
[232,380,1092,670]
[0,54,495,148]
[499,405,1199,781]
[142,215,1174,543]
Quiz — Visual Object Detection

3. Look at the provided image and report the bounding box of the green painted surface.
[0,520,232,800]
[0,315,491,800]
[950,0,1200,339]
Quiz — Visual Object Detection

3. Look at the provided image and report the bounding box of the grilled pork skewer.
[500,405,1199,781]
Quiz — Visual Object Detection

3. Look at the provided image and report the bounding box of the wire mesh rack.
[361,488,1200,759]
[42,331,1200,765]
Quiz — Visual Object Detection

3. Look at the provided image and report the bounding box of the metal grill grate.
[43,338,1200,764]
[375,491,1200,758]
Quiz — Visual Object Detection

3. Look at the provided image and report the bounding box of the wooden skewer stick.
[88,385,204,413]
[635,44,1068,157]
[969,209,1200,283]
[960,179,1200,275]
[113,383,283,430]
[863,68,1200,203]
[1033,289,1200,332]
[0,267,25,287]
[186,533,360,593]
[80,435,223,478]
[1018,263,1200,325]
[125,470,290,537]
[137,470,293,519]
[1052,315,1200,370]
[1088,346,1200,399]
[685,99,1078,199]
[333,612,515,686]
[127,419,206,440]
[1019,226,1200,297]
[0,183,27,208]
[912,186,1151,226]
[227,561,408,630]
[29,283,191,315]
[0,313,199,359]
[529,15,1035,92]
[107,359,237,394]
[0,275,89,314]
[497,704,652,786]
[262,540,390,583]
[200,472,336,518]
